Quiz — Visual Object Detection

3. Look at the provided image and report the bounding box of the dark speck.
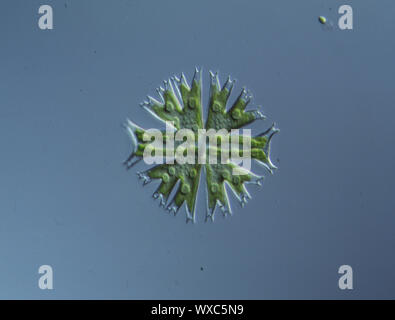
[200,267,204,271]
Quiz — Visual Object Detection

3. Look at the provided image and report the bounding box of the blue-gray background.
[0,0,394,299]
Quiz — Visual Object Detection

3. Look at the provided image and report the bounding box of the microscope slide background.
[0,0,394,299]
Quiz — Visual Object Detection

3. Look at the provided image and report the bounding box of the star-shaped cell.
[124,68,279,223]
